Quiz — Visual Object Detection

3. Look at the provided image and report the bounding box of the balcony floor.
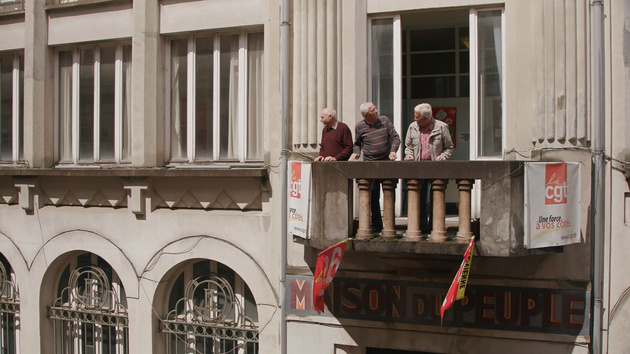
[295,216,475,256]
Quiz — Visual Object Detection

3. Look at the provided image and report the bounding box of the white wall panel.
[48,8,133,45]
[0,21,25,50]
[160,0,265,34]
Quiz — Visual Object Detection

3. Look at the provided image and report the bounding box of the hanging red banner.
[440,237,475,325]
[312,240,348,314]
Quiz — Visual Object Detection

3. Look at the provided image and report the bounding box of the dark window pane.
[99,46,116,161]
[459,51,469,74]
[459,75,470,97]
[459,27,470,49]
[195,36,214,160]
[0,56,12,161]
[410,52,455,75]
[79,48,94,162]
[402,30,407,52]
[411,76,456,98]
[410,28,455,51]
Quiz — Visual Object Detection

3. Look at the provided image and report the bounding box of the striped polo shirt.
[353,115,401,161]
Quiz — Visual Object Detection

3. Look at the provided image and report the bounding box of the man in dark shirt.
[349,102,401,232]
[315,107,353,161]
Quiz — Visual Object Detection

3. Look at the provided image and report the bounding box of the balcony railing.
[304,160,544,257]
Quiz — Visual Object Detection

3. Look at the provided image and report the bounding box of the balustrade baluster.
[356,178,372,239]
[429,179,448,242]
[381,179,397,239]
[456,179,474,243]
[405,179,422,241]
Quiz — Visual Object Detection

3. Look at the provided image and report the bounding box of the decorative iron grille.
[163,274,259,353]
[0,261,19,354]
[49,265,128,354]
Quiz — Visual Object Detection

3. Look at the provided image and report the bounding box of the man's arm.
[336,123,354,161]
[350,124,363,161]
[386,117,401,159]
[404,125,414,160]
[438,124,454,160]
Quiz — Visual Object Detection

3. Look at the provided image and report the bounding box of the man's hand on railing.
[348,153,359,161]
[388,152,397,161]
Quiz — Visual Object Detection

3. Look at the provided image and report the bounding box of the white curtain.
[247,33,264,160]
[58,51,73,162]
[170,39,187,160]
[370,18,394,119]
[220,34,239,160]
[492,13,502,97]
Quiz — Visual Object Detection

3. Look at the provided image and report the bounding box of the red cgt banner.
[440,237,475,325]
[312,240,348,314]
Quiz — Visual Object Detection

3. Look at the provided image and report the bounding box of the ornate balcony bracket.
[14,180,36,211]
[124,181,149,215]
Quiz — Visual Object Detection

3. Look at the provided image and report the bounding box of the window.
[49,253,128,354]
[473,9,503,158]
[403,26,469,99]
[0,254,19,354]
[56,44,132,164]
[163,260,259,354]
[0,53,23,163]
[168,31,264,163]
[0,0,24,12]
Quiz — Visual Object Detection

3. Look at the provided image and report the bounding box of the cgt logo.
[545,163,568,204]
[290,162,301,198]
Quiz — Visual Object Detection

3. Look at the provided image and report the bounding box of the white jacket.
[404,119,454,161]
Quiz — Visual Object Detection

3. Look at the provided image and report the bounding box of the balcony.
[301,160,543,257]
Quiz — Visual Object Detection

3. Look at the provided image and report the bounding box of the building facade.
[0,0,628,353]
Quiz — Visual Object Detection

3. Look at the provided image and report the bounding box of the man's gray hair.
[414,103,432,118]
[322,107,337,118]
[359,102,374,116]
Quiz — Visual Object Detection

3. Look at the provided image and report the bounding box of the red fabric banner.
[440,237,475,325]
[312,240,348,314]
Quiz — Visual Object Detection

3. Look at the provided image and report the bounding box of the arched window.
[49,253,128,353]
[162,260,259,354]
[0,254,19,354]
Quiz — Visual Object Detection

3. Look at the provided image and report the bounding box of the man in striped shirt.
[349,102,401,233]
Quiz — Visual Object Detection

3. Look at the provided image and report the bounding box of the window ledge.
[0,166,268,178]
[45,0,131,12]
[0,9,24,17]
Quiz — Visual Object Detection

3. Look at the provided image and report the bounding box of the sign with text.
[288,161,312,239]
[313,240,348,313]
[524,162,581,248]
[287,275,588,336]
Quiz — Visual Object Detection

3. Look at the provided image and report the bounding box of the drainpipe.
[591,1,605,353]
[280,0,290,353]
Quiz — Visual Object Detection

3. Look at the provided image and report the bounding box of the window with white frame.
[473,9,503,158]
[49,253,128,354]
[0,53,23,163]
[162,260,259,354]
[370,9,504,160]
[56,44,132,164]
[168,31,264,163]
